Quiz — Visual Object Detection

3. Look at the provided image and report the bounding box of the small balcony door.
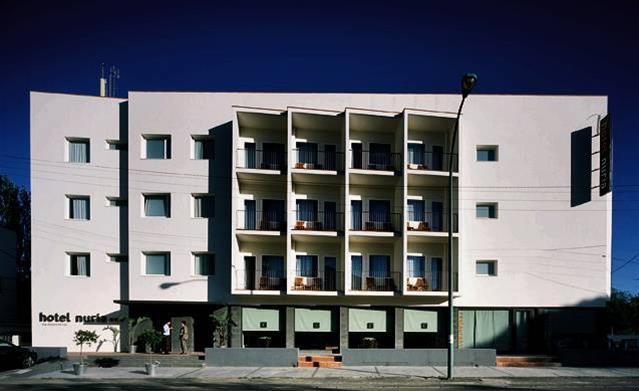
[369,200,390,227]
[431,201,443,232]
[297,142,318,167]
[244,256,256,290]
[351,255,362,290]
[244,200,256,230]
[296,199,318,222]
[429,257,442,291]
[351,200,362,230]
[245,142,256,168]
[263,142,284,169]
[369,143,391,168]
[369,255,390,278]
[262,199,284,230]
[324,201,336,230]
[407,143,425,166]
[324,256,337,291]
[325,144,337,170]
[352,143,362,169]
[296,255,318,277]
[407,199,425,222]
[431,145,443,171]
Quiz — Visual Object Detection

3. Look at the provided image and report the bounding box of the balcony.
[406,150,457,173]
[236,148,286,172]
[351,271,401,292]
[350,212,401,233]
[350,150,402,172]
[406,272,458,293]
[406,212,458,234]
[292,211,344,233]
[236,210,285,232]
[235,268,286,292]
[292,149,344,172]
[291,269,343,292]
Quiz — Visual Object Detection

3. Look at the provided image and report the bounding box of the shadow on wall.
[571,126,592,207]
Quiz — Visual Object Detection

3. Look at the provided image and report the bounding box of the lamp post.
[447,73,477,380]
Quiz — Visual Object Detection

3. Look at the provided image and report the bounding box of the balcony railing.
[406,271,458,292]
[236,210,285,231]
[351,271,401,292]
[406,212,458,233]
[237,148,286,171]
[406,151,458,172]
[293,149,344,171]
[350,212,401,232]
[235,268,286,291]
[292,211,344,231]
[350,150,402,172]
[292,269,343,292]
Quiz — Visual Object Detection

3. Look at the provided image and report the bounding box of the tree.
[606,289,639,334]
[74,330,99,366]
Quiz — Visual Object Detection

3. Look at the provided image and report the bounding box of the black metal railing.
[406,150,458,172]
[293,149,344,171]
[350,150,402,172]
[236,268,286,291]
[406,271,458,292]
[351,271,401,292]
[292,211,344,231]
[350,212,401,232]
[236,210,285,231]
[406,212,458,233]
[237,148,286,171]
[292,269,343,291]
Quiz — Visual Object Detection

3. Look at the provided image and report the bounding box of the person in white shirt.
[162,321,172,354]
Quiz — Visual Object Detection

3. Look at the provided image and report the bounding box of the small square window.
[69,253,91,276]
[143,135,171,159]
[476,260,497,276]
[67,196,90,220]
[476,203,498,218]
[192,136,214,160]
[106,197,127,207]
[193,253,215,276]
[260,321,267,329]
[192,194,214,218]
[476,145,498,161]
[143,194,170,217]
[67,138,90,163]
[144,252,170,275]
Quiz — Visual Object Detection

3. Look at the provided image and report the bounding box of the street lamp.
[447,73,477,380]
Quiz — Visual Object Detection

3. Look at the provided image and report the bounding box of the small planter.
[145,362,158,376]
[72,363,87,376]
[129,344,137,353]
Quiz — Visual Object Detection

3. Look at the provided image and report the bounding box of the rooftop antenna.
[99,64,120,97]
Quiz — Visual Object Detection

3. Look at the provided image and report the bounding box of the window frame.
[192,193,215,219]
[143,252,171,276]
[66,195,91,220]
[476,145,499,162]
[66,137,90,164]
[67,252,91,277]
[192,252,215,276]
[475,260,498,277]
[476,202,498,219]
[191,135,215,160]
[141,135,171,160]
[142,193,171,218]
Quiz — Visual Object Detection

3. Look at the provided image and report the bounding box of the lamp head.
[461,73,478,98]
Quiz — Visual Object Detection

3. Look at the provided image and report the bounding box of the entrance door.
[244,256,256,290]
[514,310,531,353]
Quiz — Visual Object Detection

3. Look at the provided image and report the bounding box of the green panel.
[242,308,279,331]
[461,310,476,348]
[348,308,387,332]
[492,310,511,351]
[404,309,438,333]
[471,309,510,350]
[294,309,332,332]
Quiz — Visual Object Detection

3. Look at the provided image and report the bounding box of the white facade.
[30,91,611,351]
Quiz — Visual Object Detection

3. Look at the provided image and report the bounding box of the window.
[476,203,498,218]
[193,194,214,218]
[67,138,90,163]
[107,253,128,263]
[143,135,171,159]
[407,255,425,278]
[193,252,215,276]
[106,140,126,150]
[296,255,318,277]
[407,199,425,221]
[144,252,170,275]
[369,255,390,277]
[407,143,425,165]
[67,196,90,220]
[69,253,90,276]
[477,145,498,161]
[192,136,214,159]
[296,199,318,221]
[106,197,127,207]
[476,260,497,276]
[261,255,284,278]
[143,194,170,217]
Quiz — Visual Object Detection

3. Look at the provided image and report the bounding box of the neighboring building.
[30,91,611,354]
[0,227,19,340]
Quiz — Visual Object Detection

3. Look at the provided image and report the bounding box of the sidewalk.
[28,365,639,379]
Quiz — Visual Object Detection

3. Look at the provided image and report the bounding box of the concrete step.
[298,354,342,368]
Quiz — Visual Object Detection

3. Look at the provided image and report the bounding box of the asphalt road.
[2,378,639,390]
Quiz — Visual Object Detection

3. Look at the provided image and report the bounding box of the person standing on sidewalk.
[179,320,189,354]
[162,321,172,354]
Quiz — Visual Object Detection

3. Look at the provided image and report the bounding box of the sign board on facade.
[599,114,612,196]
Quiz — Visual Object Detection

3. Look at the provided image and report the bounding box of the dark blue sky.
[1,0,637,292]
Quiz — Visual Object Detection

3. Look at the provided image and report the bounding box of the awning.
[295,308,332,332]
[348,308,387,332]
[242,308,279,332]
[404,309,438,333]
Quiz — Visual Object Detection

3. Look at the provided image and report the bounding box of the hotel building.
[30,91,611,359]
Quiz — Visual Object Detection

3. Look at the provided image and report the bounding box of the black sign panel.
[600,114,612,196]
